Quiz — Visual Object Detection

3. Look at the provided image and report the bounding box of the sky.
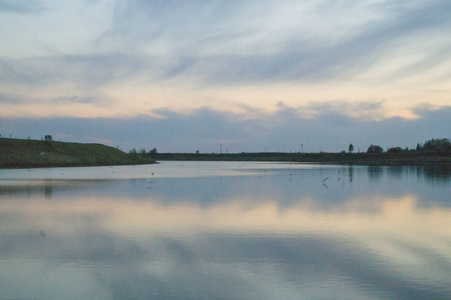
[0,0,450,153]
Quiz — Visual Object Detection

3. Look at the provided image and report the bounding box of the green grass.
[0,138,155,168]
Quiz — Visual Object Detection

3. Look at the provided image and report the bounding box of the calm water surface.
[0,161,450,299]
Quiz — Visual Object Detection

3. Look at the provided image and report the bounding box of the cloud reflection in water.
[0,163,450,299]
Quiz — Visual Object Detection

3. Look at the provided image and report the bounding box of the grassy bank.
[0,138,155,168]
[151,152,451,166]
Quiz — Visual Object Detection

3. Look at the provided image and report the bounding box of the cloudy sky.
[0,0,450,153]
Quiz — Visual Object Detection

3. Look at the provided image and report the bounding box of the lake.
[0,161,450,299]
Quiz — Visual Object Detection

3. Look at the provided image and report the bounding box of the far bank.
[150,152,450,166]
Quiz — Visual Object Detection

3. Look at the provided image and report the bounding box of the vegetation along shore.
[0,137,155,169]
[1,137,449,169]
[150,138,451,166]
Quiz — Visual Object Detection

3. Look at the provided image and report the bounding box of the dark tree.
[387,147,404,154]
[129,148,138,161]
[367,145,384,154]
[348,144,354,153]
[423,138,451,153]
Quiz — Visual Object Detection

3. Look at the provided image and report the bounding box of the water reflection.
[423,164,451,182]
[367,166,383,181]
[43,184,53,199]
[0,162,450,299]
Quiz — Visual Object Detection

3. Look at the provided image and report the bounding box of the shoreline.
[0,162,157,170]
[150,152,451,166]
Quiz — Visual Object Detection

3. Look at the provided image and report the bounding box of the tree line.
[138,138,449,157]
[364,138,450,154]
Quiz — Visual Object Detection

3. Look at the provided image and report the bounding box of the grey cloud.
[1,104,449,153]
[51,95,96,104]
[0,54,155,88]
[0,0,45,13]
[0,92,102,106]
[265,104,451,153]
[388,45,451,80]
[0,93,23,104]
[276,101,386,120]
[0,58,41,85]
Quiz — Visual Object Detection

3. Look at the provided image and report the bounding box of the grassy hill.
[0,138,155,168]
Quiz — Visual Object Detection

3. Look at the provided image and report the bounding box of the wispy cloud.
[2,1,449,88]
[96,0,451,85]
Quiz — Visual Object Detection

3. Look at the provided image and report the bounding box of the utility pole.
[220,143,222,154]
